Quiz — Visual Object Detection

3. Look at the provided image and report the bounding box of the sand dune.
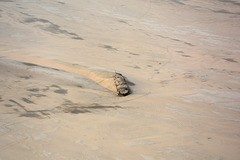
[0,0,240,160]
[3,56,130,96]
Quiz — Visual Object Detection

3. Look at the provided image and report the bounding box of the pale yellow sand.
[0,0,240,160]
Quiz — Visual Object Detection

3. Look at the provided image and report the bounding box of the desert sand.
[0,0,240,159]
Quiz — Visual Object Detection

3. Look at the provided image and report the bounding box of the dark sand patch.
[181,55,191,57]
[212,9,240,15]
[27,88,40,92]
[22,98,34,104]
[19,109,51,118]
[134,66,141,69]
[61,100,122,114]
[29,94,47,97]
[118,20,131,26]
[62,107,90,114]
[19,75,32,79]
[23,18,50,23]
[0,0,14,2]
[171,38,180,42]
[22,62,62,71]
[18,7,25,9]
[72,36,84,40]
[157,35,195,46]
[42,86,50,92]
[86,104,122,109]
[128,52,140,56]
[176,51,184,53]
[20,12,31,16]
[50,84,68,94]
[0,96,3,102]
[9,99,51,118]
[13,108,19,112]
[101,45,118,51]
[171,0,185,5]
[76,84,83,88]
[184,42,195,47]
[22,17,83,40]
[51,84,61,88]
[5,104,13,107]
[218,0,240,6]
[118,20,128,24]
[9,99,27,111]
[126,65,141,69]
[157,35,171,39]
[184,72,194,79]
[22,62,39,67]
[49,84,68,94]
[20,112,41,118]
[223,58,238,63]
[40,23,78,36]
[54,89,68,94]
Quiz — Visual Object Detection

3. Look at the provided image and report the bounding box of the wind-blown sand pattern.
[0,0,240,160]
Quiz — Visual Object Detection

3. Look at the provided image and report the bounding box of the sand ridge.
[3,56,130,96]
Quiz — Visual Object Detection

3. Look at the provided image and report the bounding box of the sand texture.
[0,0,240,160]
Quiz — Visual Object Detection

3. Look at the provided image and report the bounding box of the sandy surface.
[1,0,240,159]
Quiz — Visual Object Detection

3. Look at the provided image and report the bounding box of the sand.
[0,0,240,159]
